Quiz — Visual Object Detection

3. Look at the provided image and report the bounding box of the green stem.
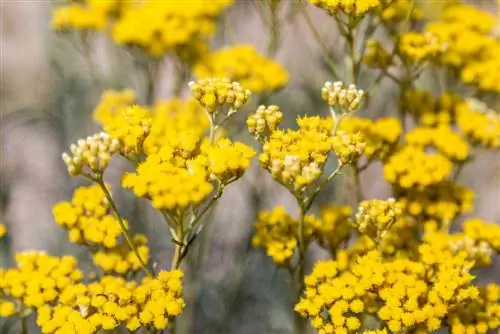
[171,220,184,270]
[267,1,280,57]
[297,0,341,80]
[293,203,308,334]
[21,316,27,334]
[95,176,152,277]
[305,163,344,211]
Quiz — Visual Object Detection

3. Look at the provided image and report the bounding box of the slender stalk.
[305,163,344,211]
[267,1,280,57]
[353,166,364,203]
[171,220,184,270]
[20,316,28,334]
[95,175,152,277]
[297,0,341,80]
[293,203,308,334]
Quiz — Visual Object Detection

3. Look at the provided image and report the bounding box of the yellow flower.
[252,207,320,265]
[194,45,288,93]
[259,116,334,192]
[0,223,7,239]
[247,105,283,139]
[189,77,251,114]
[309,0,381,17]
[103,105,152,157]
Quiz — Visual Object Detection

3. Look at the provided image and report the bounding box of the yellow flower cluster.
[194,45,289,93]
[425,4,499,92]
[0,298,15,317]
[202,138,255,185]
[51,1,114,31]
[52,184,124,248]
[0,223,6,239]
[62,132,121,176]
[463,218,500,253]
[93,235,150,274]
[143,98,209,156]
[379,0,423,24]
[405,90,462,127]
[93,89,136,125]
[331,131,365,165]
[363,40,391,69]
[103,105,152,157]
[340,117,402,161]
[122,146,213,213]
[36,270,184,333]
[316,205,353,251]
[355,198,403,240]
[405,125,469,161]
[460,41,500,93]
[456,100,500,149]
[398,32,442,64]
[394,181,474,222]
[348,217,420,260]
[259,116,333,192]
[247,105,283,139]
[308,0,381,17]
[111,1,231,57]
[321,81,364,113]
[422,224,494,268]
[251,207,320,265]
[447,283,500,334]
[296,249,478,334]
[383,146,453,189]
[1,252,82,309]
[189,78,251,115]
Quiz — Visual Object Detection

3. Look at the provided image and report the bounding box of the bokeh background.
[1,1,499,333]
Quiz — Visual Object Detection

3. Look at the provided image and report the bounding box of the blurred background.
[1,1,499,333]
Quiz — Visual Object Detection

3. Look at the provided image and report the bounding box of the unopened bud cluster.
[189,78,251,115]
[449,237,493,266]
[332,131,365,165]
[321,81,364,112]
[62,132,120,176]
[247,105,283,139]
[355,198,404,239]
[271,155,322,191]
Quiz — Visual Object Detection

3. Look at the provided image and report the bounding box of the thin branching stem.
[95,175,152,277]
[297,0,341,80]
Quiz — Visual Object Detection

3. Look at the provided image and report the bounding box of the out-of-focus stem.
[297,0,341,80]
[95,175,152,277]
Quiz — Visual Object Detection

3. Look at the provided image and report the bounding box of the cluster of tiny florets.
[405,125,469,162]
[202,138,255,185]
[321,81,364,113]
[1,252,82,310]
[398,32,442,64]
[340,117,402,161]
[93,235,150,274]
[93,89,136,125]
[456,99,500,149]
[332,131,365,165]
[383,146,453,189]
[259,116,333,192]
[355,198,404,240]
[296,249,478,334]
[62,132,120,176]
[308,0,382,17]
[194,45,288,93]
[36,270,184,333]
[103,105,152,157]
[122,147,213,213]
[247,105,283,139]
[189,78,251,115]
[252,207,321,265]
[52,184,123,248]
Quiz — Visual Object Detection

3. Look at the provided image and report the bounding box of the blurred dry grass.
[1,1,499,333]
